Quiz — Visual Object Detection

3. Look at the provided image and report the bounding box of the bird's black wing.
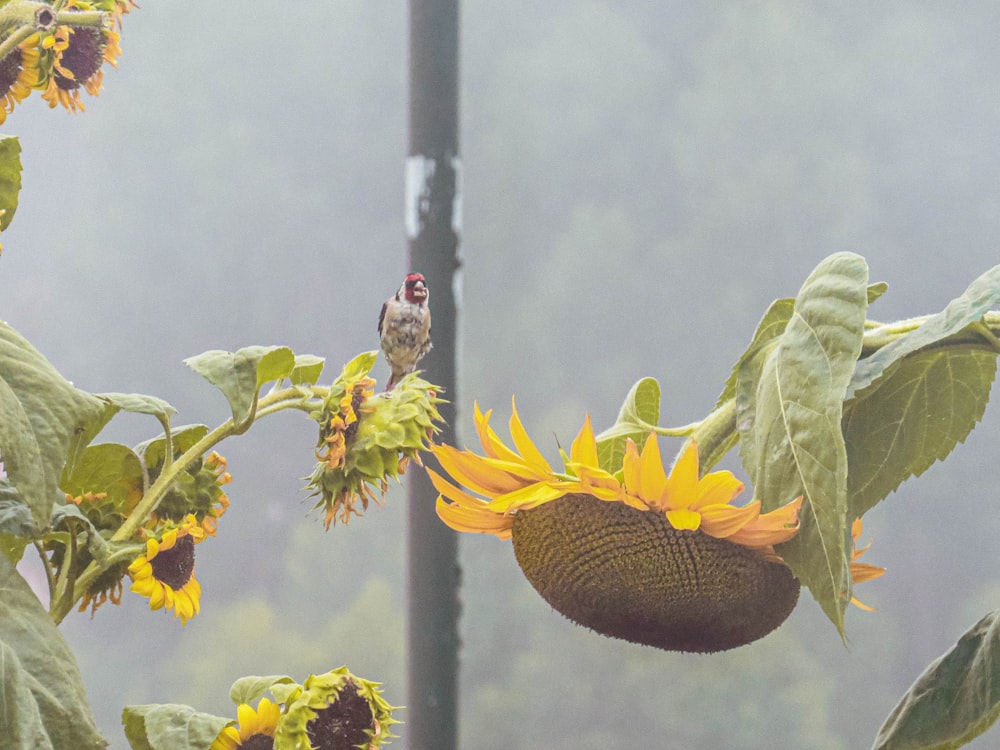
[377,301,388,335]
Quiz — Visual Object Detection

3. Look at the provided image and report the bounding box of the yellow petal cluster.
[429,399,802,552]
[210,698,280,750]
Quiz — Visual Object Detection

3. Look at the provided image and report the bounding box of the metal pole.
[406,2,460,748]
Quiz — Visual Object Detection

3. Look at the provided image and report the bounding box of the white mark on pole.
[405,154,436,240]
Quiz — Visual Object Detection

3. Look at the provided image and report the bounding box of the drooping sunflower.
[305,351,444,529]
[128,514,205,625]
[429,400,880,652]
[0,35,41,124]
[210,697,280,750]
[35,2,125,113]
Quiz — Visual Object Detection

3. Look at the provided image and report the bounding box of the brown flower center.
[0,47,23,96]
[240,734,274,750]
[150,535,195,590]
[306,682,375,750]
[55,27,104,90]
[512,494,801,653]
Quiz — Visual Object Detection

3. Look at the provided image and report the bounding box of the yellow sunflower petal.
[689,470,745,510]
[850,561,885,585]
[637,433,669,503]
[210,726,241,750]
[473,402,522,463]
[698,500,761,539]
[435,496,514,539]
[147,581,166,610]
[665,508,701,531]
[254,698,280,735]
[569,413,600,467]
[660,439,700,510]
[487,481,569,513]
[507,397,552,473]
[725,496,803,547]
[432,444,528,497]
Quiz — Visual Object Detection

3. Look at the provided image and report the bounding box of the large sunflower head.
[305,352,444,528]
[428,400,879,652]
[127,514,205,625]
[211,698,280,750]
[274,667,398,750]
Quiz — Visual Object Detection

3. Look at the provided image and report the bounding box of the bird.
[378,272,432,391]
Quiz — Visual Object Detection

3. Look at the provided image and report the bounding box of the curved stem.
[53,384,328,623]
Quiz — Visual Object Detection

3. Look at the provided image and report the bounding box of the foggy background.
[2,2,1000,748]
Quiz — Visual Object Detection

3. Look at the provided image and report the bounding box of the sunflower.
[210,698,280,750]
[305,352,444,529]
[37,3,124,113]
[127,514,205,624]
[276,668,398,750]
[430,400,802,550]
[428,400,880,652]
[0,35,41,124]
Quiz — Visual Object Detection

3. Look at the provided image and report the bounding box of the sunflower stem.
[686,398,738,475]
[0,24,34,64]
[33,540,57,605]
[49,527,78,622]
[56,385,326,622]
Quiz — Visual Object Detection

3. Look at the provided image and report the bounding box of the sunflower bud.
[306,352,444,528]
[150,451,231,535]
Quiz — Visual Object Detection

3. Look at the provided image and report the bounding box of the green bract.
[306,353,443,528]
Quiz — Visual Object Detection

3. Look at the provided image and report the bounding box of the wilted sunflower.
[429,401,879,652]
[276,667,398,750]
[210,697,280,750]
[35,2,125,113]
[305,351,444,528]
[128,514,205,625]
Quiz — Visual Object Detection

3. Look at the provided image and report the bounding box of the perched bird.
[378,272,432,390]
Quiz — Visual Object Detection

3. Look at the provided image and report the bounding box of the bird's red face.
[404,273,428,304]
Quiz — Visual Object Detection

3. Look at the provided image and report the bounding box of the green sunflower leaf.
[0,134,21,234]
[719,298,794,407]
[849,263,1000,399]
[101,392,177,420]
[61,442,144,515]
[0,322,107,528]
[595,377,660,473]
[134,424,210,470]
[184,346,296,425]
[122,704,230,750]
[0,553,105,749]
[737,252,869,637]
[872,610,1000,750]
[290,354,326,385]
[229,675,298,706]
[844,347,997,518]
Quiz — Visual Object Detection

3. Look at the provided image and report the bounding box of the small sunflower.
[128,514,205,625]
[276,667,398,750]
[428,400,880,652]
[211,698,280,750]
